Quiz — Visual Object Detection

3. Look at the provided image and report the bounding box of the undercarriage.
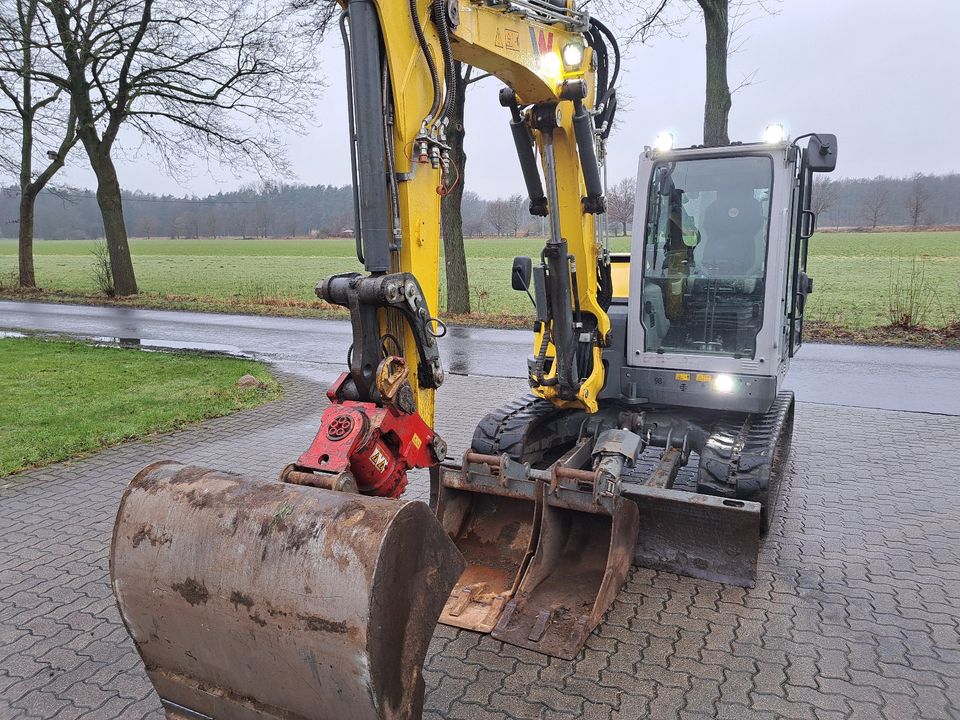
[429,389,795,659]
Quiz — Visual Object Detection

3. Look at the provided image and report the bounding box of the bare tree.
[172,211,197,239]
[484,197,516,237]
[606,177,636,235]
[30,0,318,295]
[697,0,732,145]
[252,202,273,238]
[288,0,338,42]
[811,176,837,229]
[861,181,889,229]
[199,209,216,239]
[904,172,929,228]
[601,0,774,146]
[0,0,77,288]
[439,63,497,313]
[136,215,154,238]
[441,63,470,314]
[506,193,524,236]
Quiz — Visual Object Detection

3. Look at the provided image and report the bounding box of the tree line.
[5,170,955,245]
[0,183,506,239]
[813,173,960,229]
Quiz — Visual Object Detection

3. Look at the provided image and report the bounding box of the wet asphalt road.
[2,300,959,416]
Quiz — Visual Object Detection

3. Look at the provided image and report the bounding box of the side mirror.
[805,133,838,173]
[512,256,532,291]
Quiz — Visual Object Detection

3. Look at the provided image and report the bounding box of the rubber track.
[471,394,569,464]
[696,390,795,532]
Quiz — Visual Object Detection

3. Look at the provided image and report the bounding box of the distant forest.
[1,173,958,241]
[0,181,493,240]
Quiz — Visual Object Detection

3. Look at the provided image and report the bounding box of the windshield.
[640,155,773,359]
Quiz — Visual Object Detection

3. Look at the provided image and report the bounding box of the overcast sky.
[56,0,960,199]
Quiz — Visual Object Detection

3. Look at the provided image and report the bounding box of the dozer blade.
[436,454,541,633]
[491,492,639,660]
[626,484,761,587]
[110,461,464,720]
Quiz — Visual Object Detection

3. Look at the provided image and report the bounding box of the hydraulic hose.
[433,0,457,126]
[590,18,620,104]
[589,17,621,137]
[339,11,364,264]
[410,0,441,131]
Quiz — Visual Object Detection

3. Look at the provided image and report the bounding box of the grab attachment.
[111,462,464,720]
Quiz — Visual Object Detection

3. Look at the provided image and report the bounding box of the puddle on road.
[92,336,251,358]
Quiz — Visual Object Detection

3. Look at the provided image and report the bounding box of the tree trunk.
[698,0,731,147]
[91,150,138,295]
[18,12,37,290]
[18,191,37,288]
[440,62,471,315]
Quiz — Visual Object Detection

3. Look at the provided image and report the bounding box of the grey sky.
[56,0,960,199]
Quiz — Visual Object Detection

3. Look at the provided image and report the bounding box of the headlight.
[712,373,736,393]
[539,52,563,83]
[653,132,674,152]
[562,42,583,70]
[763,123,786,144]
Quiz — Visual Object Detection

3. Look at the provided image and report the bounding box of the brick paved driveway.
[2,365,959,719]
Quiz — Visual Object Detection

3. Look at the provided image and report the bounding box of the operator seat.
[699,191,765,276]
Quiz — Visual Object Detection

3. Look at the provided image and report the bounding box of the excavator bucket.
[436,453,541,633]
[441,442,640,660]
[491,492,639,660]
[110,462,464,720]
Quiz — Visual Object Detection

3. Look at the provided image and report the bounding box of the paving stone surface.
[1,365,959,720]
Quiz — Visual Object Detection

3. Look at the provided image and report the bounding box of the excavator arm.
[332,0,617,426]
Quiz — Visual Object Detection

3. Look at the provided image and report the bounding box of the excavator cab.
[618,133,839,414]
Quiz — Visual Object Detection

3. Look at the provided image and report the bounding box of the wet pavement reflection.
[2,300,958,415]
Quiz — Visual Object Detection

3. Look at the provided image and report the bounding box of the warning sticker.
[695,373,713,383]
[675,372,691,381]
[411,434,422,449]
[495,28,521,52]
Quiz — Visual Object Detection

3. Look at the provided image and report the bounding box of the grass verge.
[0,336,280,476]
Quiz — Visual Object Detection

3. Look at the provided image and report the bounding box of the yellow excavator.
[109,1,837,718]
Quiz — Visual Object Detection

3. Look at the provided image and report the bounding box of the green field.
[1,231,958,330]
[0,337,279,476]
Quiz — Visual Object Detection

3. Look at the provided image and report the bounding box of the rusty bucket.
[110,461,464,720]
[490,492,639,660]
[435,455,541,633]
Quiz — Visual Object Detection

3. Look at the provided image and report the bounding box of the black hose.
[340,11,363,264]
[410,0,441,129]
[590,18,620,103]
[587,26,608,109]
[433,0,457,124]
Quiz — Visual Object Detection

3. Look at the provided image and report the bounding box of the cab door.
[788,161,815,357]
[789,134,838,356]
